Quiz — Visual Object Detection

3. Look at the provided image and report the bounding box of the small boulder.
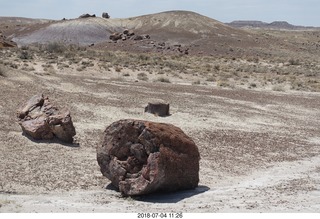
[97,119,200,196]
[102,12,110,19]
[17,94,76,143]
[109,32,123,41]
[145,102,170,117]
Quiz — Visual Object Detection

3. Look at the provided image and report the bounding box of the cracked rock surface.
[97,119,200,196]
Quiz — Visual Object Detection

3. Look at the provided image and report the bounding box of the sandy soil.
[0,61,320,213]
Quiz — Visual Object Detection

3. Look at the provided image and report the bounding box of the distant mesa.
[227,20,314,30]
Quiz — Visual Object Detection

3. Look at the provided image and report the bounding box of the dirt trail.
[1,65,320,212]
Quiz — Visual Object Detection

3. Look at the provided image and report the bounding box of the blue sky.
[1,0,319,26]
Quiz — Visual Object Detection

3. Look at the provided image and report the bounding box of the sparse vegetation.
[272,85,286,92]
[0,64,7,77]
[288,58,300,66]
[46,42,67,54]
[193,79,201,85]
[156,77,171,83]
[19,50,33,60]
[0,37,319,92]
[137,72,148,81]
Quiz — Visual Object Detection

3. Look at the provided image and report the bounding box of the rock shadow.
[22,132,80,148]
[133,185,210,203]
[105,183,210,203]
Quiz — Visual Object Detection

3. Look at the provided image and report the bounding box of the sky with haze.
[0,0,319,26]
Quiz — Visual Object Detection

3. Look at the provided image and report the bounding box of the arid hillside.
[0,11,290,56]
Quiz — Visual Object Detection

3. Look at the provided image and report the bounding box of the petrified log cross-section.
[144,102,170,117]
[97,119,200,196]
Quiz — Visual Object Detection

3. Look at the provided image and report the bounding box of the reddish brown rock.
[17,94,76,143]
[97,119,200,196]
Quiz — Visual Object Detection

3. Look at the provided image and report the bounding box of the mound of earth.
[8,10,272,56]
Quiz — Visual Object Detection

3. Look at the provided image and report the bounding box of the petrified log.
[144,102,170,117]
[97,119,200,196]
[17,94,76,143]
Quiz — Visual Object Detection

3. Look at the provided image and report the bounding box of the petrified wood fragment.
[144,102,170,117]
[17,94,76,143]
[97,119,200,196]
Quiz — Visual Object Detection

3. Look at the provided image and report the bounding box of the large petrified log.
[97,119,200,196]
[17,94,76,143]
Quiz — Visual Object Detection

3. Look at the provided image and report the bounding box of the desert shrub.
[214,64,221,71]
[64,51,76,59]
[138,54,150,61]
[217,80,231,87]
[0,64,7,76]
[46,42,66,54]
[115,66,122,72]
[272,85,286,92]
[249,83,257,88]
[288,58,300,65]
[192,80,201,85]
[81,60,94,67]
[57,63,70,69]
[206,76,216,82]
[291,80,305,90]
[156,77,171,83]
[19,50,33,60]
[137,72,148,81]
[76,66,86,71]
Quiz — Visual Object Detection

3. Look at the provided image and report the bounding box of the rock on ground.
[17,94,76,143]
[97,119,200,196]
[144,102,170,117]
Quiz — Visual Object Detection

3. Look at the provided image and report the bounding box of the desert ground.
[0,11,320,213]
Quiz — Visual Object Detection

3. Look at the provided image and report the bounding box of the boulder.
[132,35,144,41]
[0,31,17,48]
[17,94,76,143]
[109,32,123,41]
[102,12,110,19]
[97,119,200,196]
[145,102,170,117]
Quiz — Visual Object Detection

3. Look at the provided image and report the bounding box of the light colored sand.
[1,59,320,213]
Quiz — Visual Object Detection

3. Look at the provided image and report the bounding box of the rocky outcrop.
[0,31,16,48]
[97,119,200,196]
[79,14,96,18]
[17,94,76,143]
[109,29,150,42]
[102,12,110,19]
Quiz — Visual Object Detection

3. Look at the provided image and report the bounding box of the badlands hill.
[0,11,276,56]
[1,10,317,56]
[4,11,252,44]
